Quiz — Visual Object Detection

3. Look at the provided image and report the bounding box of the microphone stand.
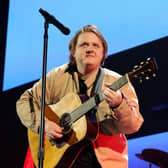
[37,8,70,167]
[38,20,49,168]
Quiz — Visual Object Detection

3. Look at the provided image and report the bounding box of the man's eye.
[80,43,88,47]
[93,43,99,48]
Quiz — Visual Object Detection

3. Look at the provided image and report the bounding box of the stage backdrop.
[3,0,168,91]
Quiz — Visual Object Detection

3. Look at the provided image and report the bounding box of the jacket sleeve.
[16,81,44,133]
[111,81,144,134]
[16,68,59,133]
[16,64,74,133]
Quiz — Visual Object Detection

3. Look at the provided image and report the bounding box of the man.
[16,25,144,167]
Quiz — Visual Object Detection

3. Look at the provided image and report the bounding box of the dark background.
[0,1,168,167]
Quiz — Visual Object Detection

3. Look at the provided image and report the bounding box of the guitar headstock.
[128,57,158,83]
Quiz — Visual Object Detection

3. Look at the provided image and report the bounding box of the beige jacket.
[16,63,144,167]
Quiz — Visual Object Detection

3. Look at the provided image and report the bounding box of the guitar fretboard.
[71,93,103,122]
[70,74,128,122]
[109,74,128,91]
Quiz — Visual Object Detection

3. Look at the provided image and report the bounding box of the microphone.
[39,8,70,35]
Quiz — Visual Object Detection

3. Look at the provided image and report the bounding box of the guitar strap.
[91,67,104,97]
[90,67,104,114]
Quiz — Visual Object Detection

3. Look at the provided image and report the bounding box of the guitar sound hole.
[59,113,72,134]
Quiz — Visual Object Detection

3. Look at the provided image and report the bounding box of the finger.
[104,88,115,99]
[46,132,55,140]
[52,130,63,138]
[46,131,63,140]
[54,124,64,133]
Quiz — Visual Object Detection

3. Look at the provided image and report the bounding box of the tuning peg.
[153,73,156,77]
[139,79,143,83]
[140,61,144,65]
[133,65,139,69]
[147,57,151,61]
[141,72,145,75]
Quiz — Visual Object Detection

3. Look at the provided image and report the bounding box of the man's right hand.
[45,119,63,140]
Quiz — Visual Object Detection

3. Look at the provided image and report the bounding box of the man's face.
[73,32,104,74]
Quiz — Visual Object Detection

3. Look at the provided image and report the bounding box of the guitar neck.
[109,74,128,91]
[71,74,128,122]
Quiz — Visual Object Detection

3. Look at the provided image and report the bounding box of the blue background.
[3,0,168,91]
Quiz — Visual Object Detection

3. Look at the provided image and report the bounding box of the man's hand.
[103,83,123,108]
[45,119,63,140]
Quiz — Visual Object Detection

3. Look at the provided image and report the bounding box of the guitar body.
[28,92,98,167]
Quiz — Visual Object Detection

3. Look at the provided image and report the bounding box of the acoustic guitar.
[28,57,158,167]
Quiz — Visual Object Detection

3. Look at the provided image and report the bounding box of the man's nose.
[86,46,94,53]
